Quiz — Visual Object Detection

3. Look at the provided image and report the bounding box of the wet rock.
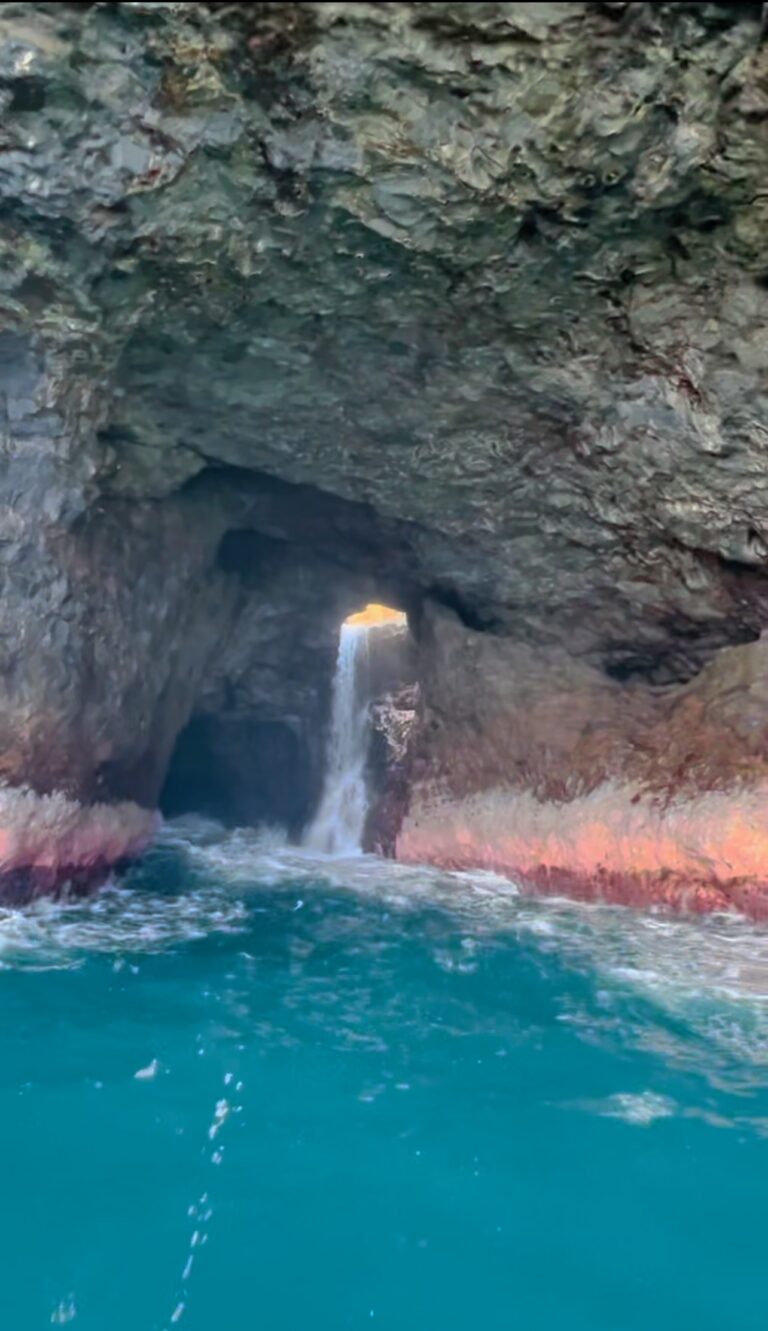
[365,684,419,859]
[359,622,418,855]
[393,604,768,917]
[0,785,156,902]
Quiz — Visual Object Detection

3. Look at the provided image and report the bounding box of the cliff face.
[3,2,768,905]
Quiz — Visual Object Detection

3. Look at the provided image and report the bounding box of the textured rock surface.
[395,605,768,916]
[358,623,418,855]
[366,683,419,858]
[3,3,768,903]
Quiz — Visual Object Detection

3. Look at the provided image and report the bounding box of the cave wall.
[5,0,768,668]
[389,603,768,915]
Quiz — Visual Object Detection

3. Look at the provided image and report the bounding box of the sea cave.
[1,4,767,1328]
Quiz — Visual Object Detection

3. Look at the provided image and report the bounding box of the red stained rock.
[396,784,768,918]
[378,605,768,919]
[0,787,157,900]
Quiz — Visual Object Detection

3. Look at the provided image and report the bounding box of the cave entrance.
[160,714,314,834]
[336,602,414,710]
[344,603,407,628]
[159,593,415,842]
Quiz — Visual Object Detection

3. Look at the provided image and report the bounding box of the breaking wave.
[0,813,767,1090]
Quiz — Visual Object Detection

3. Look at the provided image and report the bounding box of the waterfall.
[304,624,371,855]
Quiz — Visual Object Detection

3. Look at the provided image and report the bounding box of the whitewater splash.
[153,818,768,1087]
[2,813,768,1092]
[305,624,371,855]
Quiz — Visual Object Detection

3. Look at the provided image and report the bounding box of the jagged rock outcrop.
[365,684,419,859]
[3,2,768,907]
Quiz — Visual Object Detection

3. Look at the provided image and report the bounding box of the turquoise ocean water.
[1,818,767,1330]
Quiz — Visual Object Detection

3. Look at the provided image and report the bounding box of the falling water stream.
[304,623,372,855]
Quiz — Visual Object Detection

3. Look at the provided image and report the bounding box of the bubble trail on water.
[162,1070,244,1329]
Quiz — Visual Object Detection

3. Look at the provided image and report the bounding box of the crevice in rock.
[421,586,503,635]
[4,76,47,113]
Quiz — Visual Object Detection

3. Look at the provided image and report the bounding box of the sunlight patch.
[344,603,406,627]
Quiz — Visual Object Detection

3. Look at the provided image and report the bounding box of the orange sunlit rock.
[345,603,406,627]
[396,781,768,919]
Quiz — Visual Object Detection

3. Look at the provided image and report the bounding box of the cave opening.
[154,472,423,844]
[343,603,407,628]
[159,581,417,845]
[160,712,311,834]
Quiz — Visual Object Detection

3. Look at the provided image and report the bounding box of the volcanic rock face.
[396,605,768,915]
[3,2,768,907]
